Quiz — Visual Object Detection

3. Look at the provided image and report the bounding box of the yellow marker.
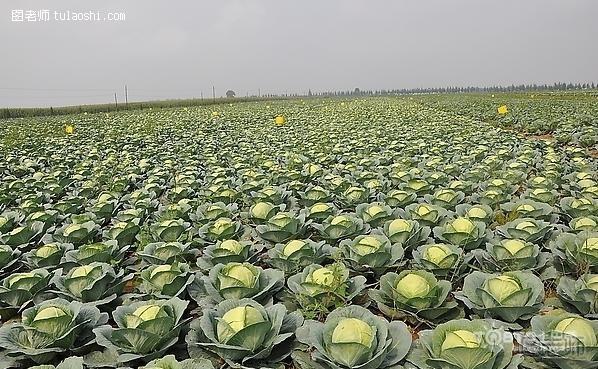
[65,124,74,134]
[211,111,219,117]
[275,115,286,126]
[497,105,508,115]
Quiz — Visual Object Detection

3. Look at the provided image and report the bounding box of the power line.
[0,94,114,99]
[0,87,116,92]
[0,87,223,93]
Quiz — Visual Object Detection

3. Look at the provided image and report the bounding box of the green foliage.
[0,94,596,368]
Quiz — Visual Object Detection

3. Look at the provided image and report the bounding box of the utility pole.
[114,93,118,109]
[124,85,128,107]
[258,88,261,97]
[200,92,203,100]
[212,86,216,102]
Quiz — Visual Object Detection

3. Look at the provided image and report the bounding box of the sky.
[0,0,597,107]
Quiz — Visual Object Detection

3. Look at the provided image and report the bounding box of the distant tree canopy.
[307,82,597,97]
[226,90,236,98]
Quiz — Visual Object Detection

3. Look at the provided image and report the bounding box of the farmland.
[0,92,597,369]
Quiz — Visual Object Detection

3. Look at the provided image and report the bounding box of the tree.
[226,90,236,98]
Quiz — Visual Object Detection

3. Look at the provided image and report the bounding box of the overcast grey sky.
[1,0,597,107]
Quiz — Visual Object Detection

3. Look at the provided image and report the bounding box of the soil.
[525,133,555,141]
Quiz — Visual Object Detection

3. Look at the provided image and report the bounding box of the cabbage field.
[0,94,597,369]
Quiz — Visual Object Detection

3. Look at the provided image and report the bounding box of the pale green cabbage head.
[331,317,374,347]
[502,239,527,255]
[30,305,71,336]
[449,217,476,234]
[219,240,244,254]
[219,263,258,289]
[423,244,454,267]
[250,202,274,219]
[554,317,597,347]
[126,304,167,328]
[441,329,481,351]
[396,273,431,299]
[282,240,307,257]
[352,236,383,256]
[388,219,413,234]
[35,244,60,258]
[217,305,265,344]
[484,275,522,303]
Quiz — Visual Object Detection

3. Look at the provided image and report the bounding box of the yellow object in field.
[65,124,74,134]
[497,105,508,115]
[275,115,286,126]
[211,111,220,117]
